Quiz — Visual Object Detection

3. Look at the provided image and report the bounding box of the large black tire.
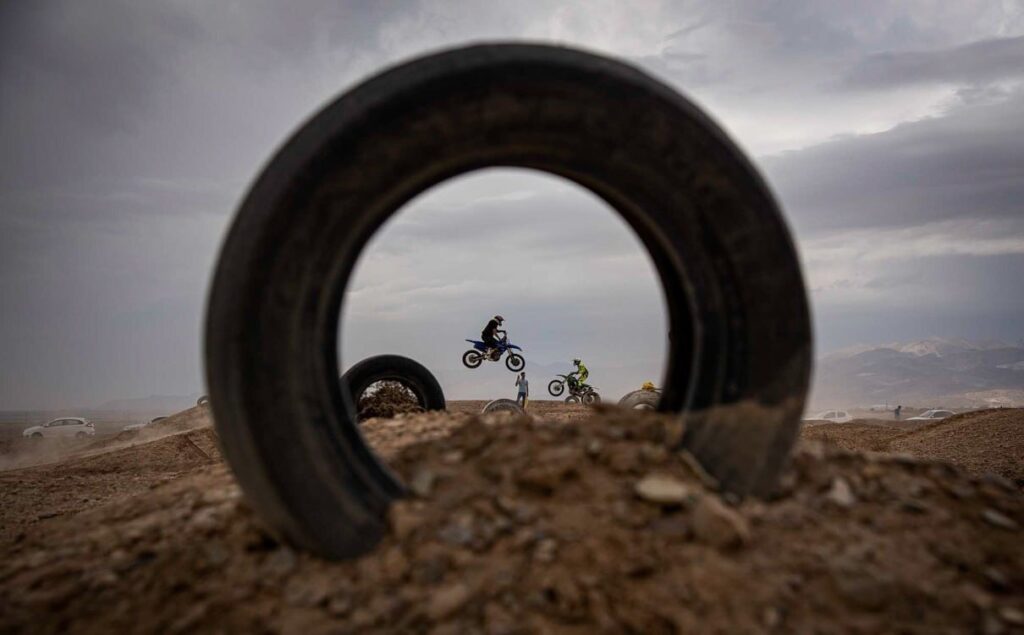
[481,399,525,415]
[548,380,565,397]
[565,395,581,404]
[462,350,483,369]
[619,389,660,410]
[205,44,810,559]
[342,355,446,418]
[505,353,525,372]
[583,392,601,405]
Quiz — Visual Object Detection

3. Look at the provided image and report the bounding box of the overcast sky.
[2,1,1023,408]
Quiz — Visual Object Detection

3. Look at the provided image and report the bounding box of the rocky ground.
[803,409,1024,486]
[0,403,1021,634]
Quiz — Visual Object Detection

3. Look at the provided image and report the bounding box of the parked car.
[122,416,167,432]
[907,409,955,421]
[804,410,852,423]
[23,417,95,439]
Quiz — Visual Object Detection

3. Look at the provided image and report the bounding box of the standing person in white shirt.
[515,372,529,407]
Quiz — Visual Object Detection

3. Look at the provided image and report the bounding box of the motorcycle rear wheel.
[462,350,483,369]
[583,392,601,405]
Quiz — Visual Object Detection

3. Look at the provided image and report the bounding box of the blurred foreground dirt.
[1,404,1021,633]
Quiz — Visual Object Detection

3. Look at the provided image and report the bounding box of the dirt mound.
[888,409,1024,485]
[85,404,212,451]
[801,420,907,453]
[802,409,1024,486]
[358,381,424,420]
[0,428,219,544]
[2,410,1021,634]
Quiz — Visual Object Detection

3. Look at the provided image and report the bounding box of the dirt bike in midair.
[462,335,525,372]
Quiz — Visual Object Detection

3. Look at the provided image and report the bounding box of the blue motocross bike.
[462,336,525,372]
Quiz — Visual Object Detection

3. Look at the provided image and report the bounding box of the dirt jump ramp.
[204,43,811,559]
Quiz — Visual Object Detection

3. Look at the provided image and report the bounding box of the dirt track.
[1,404,1021,633]
[803,409,1024,485]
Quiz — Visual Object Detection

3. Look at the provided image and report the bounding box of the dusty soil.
[358,382,424,420]
[1,404,1021,634]
[803,409,1024,485]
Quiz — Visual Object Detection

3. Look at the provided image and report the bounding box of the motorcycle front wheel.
[462,350,483,369]
[505,353,525,372]
[547,380,564,397]
[565,395,581,404]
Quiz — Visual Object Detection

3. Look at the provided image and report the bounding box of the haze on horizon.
[2,1,1023,409]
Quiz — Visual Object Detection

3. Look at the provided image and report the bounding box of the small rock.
[327,595,352,617]
[963,583,995,610]
[409,467,436,497]
[648,515,689,538]
[981,472,1017,493]
[534,538,558,563]
[438,515,475,547]
[983,567,1010,591]
[831,565,894,611]
[483,601,517,635]
[982,508,1019,531]
[825,477,856,508]
[678,450,720,490]
[390,501,424,540]
[982,611,1006,635]
[441,450,464,464]
[900,499,929,514]
[411,553,449,585]
[692,496,750,550]
[169,603,208,634]
[635,474,696,506]
[516,446,580,492]
[944,481,976,499]
[761,606,782,629]
[263,547,298,577]
[201,541,229,566]
[284,577,329,607]
[381,546,409,581]
[999,606,1024,625]
[427,582,472,620]
[189,506,220,533]
[86,568,119,589]
[638,443,668,464]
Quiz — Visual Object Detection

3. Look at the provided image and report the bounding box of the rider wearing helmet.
[482,315,506,356]
[570,358,589,387]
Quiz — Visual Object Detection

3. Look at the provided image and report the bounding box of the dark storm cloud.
[2,1,1024,408]
[842,35,1024,90]
[763,86,1024,234]
[0,1,201,188]
[812,253,1024,351]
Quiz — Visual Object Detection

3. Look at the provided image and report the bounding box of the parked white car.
[23,417,95,439]
[804,410,853,423]
[122,416,167,432]
[908,409,955,421]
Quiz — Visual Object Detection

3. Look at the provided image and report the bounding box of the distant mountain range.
[811,337,1024,409]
